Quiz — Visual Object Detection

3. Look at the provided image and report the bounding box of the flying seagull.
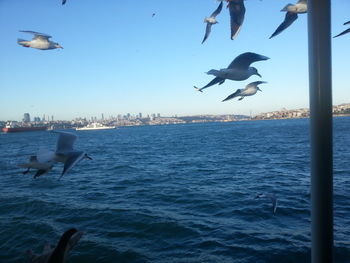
[269,0,307,39]
[222,81,267,101]
[194,52,269,92]
[228,0,246,40]
[333,21,350,38]
[255,193,278,215]
[18,31,63,50]
[202,1,223,44]
[19,131,91,178]
[27,228,84,263]
[52,131,92,178]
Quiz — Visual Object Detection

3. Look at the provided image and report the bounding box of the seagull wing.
[210,1,223,18]
[344,20,350,25]
[202,23,212,44]
[227,52,270,70]
[222,89,242,102]
[333,28,350,38]
[60,151,85,177]
[53,131,77,153]
[19,30,52,40]
[269,12,298,39]
[195,76,225,92]
[228,0,246,40]
[34,169,49,178]
[47,229,78,263]
[66,231,84,252]
[297,0,307,4]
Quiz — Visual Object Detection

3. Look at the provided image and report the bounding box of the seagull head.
[84,153,92,160]
[251,67,261,78]
[54,43,64,49]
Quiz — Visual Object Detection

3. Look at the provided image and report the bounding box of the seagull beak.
[85,155,92,160]
[256,72,262,78]
[258,87,262,91]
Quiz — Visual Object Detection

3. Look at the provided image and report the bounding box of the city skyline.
[3,102,350,123]
[1,1,349,120]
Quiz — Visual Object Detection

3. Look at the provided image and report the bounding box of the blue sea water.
[0,117,349,263]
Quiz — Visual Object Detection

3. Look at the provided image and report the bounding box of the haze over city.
[1,0,349,121]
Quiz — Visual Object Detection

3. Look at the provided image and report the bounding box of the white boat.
[75,123,116,131]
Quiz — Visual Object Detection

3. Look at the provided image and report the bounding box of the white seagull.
[194,52,269,92]
[222,81,267,102]
[334,21,350,38]
[202,1,223,44]
[18,31,63,50]
[52,131,92,178]
[18,148,56,178]
[255,193,278,215]
[19,131,91,178]
[269,0,307,39]
[27,228,83,263]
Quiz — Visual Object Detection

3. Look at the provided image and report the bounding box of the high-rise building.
[23,113,30,122]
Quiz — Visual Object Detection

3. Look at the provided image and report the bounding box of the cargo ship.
[1,122,47,133]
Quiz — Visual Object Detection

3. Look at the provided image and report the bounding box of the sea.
[0,117,349,263]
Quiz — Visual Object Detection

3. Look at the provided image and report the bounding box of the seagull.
[18,31,63,50]
[52,131,92,178]
[222,81,267,101]
[18,148,56,178]
[194,52,269,92]
[27,228,84,263]
[228,0,246,40]
[333,21,350,38]
[255,193,278,215]
[202,1,223,44]
[19,131,91,178]
[269,0,307,39]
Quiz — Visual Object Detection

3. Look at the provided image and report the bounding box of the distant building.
[33,117,41,122]
[23,113,30,122]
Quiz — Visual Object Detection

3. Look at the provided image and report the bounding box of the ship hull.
[2,127,47,133]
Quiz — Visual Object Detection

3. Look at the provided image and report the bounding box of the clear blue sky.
[0,0,349,121]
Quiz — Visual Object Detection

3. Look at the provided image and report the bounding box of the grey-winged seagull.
[18,31,63,50]
[194,52,269,92]
[228,0,246,40]
[27,228,83,263]
[19,131,91,178]
[255,193,278,215]
[269,0,307,39]
[202,1,223,44]
[334,21,350,38]
[222,81,267,101]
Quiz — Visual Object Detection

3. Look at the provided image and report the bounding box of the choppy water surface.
[0,117,349,262]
